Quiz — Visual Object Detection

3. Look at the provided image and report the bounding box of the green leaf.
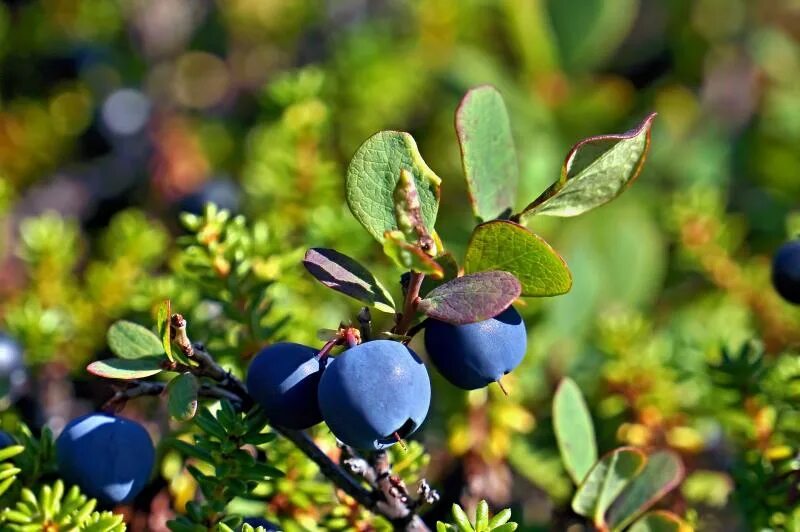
[553,377,597,485]
[86,357,163,379]
[487,509,512,528]
[346,130,441,243]
[157,300,173,362]
[456,85,519,221]
[417,271,521,325]
[475,500,489,532]
[0,445,24,461]
[571,447,647,528]
[451,503,474,532]
[464,220,572,297]
[383,230,444,278]
[608,451,685,531]
[107,320,165,360]
[167,373,199,421]
[628,511,691,532]
[303,248,396,314]
[519,113,656,219]
[491,525,517,532]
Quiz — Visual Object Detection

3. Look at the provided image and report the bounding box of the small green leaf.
[519,113,656,219]
[608,451,685,531]
[86,357,163,379]
[452,503,474,532]
[346,130,441,243]
[157,300,173,362]
[475,500,489,532]
[456,85,519,221]
[0,445,24,462]
[487,509,512,528]
[167,373,199,421]
[107,320,165,360]
[417,271,521,325]
[303,248,396,313]
[437,522,451,532]
[553,377,597,485]
[383,230,444,278]
[465,220,572,296]
[571,447,647,528]
[491,525,518,532]
[628,511,691,532]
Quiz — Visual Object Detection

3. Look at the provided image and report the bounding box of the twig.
[393,272,425,336]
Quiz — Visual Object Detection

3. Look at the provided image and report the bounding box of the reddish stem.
[317,336,341,363]
[393,271,425,336]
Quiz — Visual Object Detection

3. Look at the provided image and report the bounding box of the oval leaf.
[303,248,396,313]
[346,131,441,243]
[628,511,692,532]
[157,300,173,362]
[553,377,597,485]
[456,85,519,221]
[167,372,200,421]
[571,447,647,528]
[608,451,685,531]
[417,271,521,325]
[520,113,656,219]
[465,220,572,297]
[107,320,165,360]
[87,357,164,380]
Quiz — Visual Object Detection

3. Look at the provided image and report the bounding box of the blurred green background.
[2,0,800,530]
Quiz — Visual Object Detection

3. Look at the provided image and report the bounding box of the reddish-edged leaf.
[417,271,521,325]
[456,85,519,221]
[87,357,164,380]
[520,113,656,219]
[303,248,396,314]
[608,450,685,531]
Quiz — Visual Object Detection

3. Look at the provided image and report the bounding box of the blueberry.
[772,240,800,304]
[179,177,241,215]
[318,340,431,450]
[241,517,280,531]
[246,343,326,430]
[424,306,527,390]
[0,430,15,449]
[56,413,154,505]
[0,334,27,400]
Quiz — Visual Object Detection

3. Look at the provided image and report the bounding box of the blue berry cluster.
[246,305,527,451]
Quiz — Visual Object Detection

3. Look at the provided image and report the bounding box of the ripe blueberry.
[772,240,800,304]
[56,413,154,505]
[246,343,326,430]
[424,305,527,390]
[0,333,26,400]
[318,340,431,450]
[242,517,280,531]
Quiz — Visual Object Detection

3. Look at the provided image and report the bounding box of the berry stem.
[394,271,425,336]
[317,336,340,363]
[496,377,509,396]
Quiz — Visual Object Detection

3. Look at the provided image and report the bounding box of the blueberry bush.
[1,1,800,531]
